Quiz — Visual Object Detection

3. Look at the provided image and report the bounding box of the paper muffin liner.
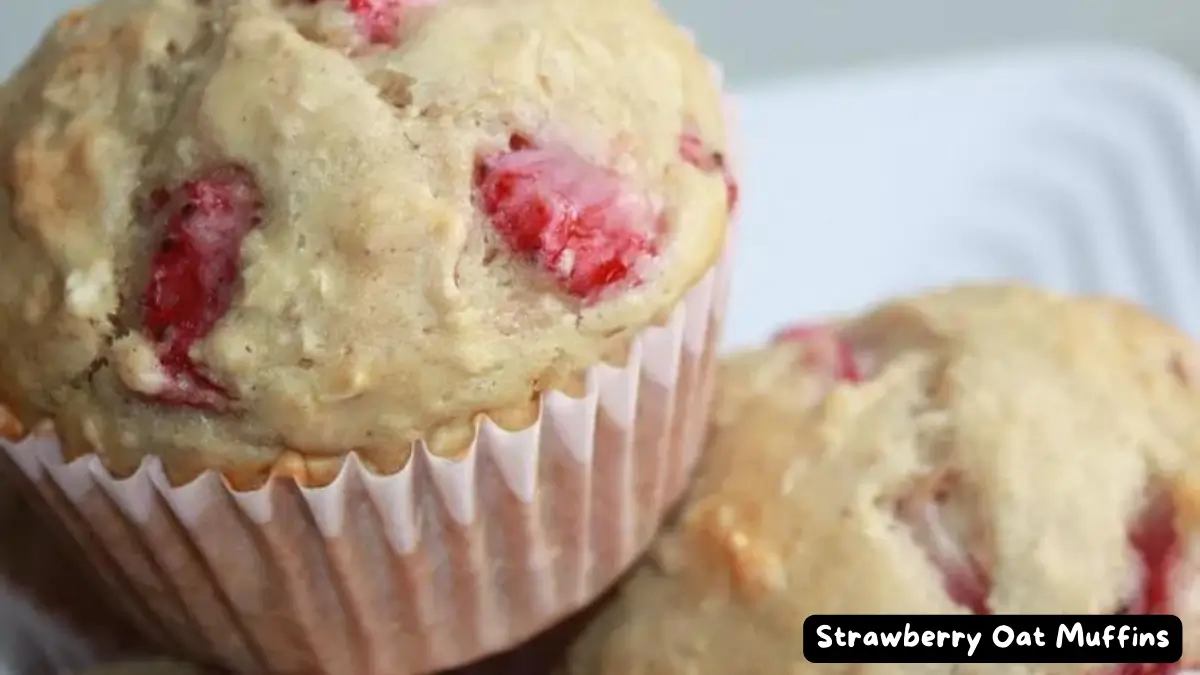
[0,227,734,674]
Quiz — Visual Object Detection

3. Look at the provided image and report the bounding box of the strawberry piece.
[140,166,263,410]
[307,0,404,44]
[1109,494,1184,675]
[346,0,403,44]
[896,470,991,614]
[936,554,990,615]
[474,135,658,301]
[1124,493,1180,616]
[772,323,862,382]
[679,130,739,213]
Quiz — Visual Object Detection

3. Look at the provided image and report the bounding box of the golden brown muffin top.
[0,0,732,482]
[565,284,1200,675]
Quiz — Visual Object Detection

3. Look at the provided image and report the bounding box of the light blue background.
[5,1,1200,85]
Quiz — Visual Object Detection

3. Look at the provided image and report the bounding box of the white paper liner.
[0,235,732,675]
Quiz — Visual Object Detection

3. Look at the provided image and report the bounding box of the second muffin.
[565,284,1200,675]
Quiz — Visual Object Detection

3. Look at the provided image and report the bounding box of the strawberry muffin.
[564,284,1200,675]
[0,0,736,672]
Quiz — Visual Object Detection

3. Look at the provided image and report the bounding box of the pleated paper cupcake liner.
[0,227,733,674]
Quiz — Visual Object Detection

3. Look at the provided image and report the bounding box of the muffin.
[564,284,1200,675]
[0,0,737,672]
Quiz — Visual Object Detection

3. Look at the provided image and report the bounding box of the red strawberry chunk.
[140,166,263,410]
[346,0,403,44]
[896,470,991,614]
[1124,493,1180,616]
[475,135,658,301]
[772,323,862,382]
[897,468,988,610]
[679,130,739,213]
[307,0,405,44]
[1108,494,1184,675]
[937,554,990,615]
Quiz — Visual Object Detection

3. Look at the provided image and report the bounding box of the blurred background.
[5,0,1200,83]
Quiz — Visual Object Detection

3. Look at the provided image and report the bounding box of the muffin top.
[0,0,732,481]
[564,284,1200,675]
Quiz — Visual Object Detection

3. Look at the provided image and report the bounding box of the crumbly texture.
[0,0,731,483]
[565,284,1200,675]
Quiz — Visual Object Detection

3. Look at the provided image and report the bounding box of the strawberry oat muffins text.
[0,0,737,672]
[564,284,1200,675]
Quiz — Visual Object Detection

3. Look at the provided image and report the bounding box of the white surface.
[8,1,1200,88]
[726,46,1200,350]
[656,0,1200,86]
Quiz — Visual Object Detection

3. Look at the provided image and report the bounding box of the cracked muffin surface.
[563,284,1200,675]
[0,0,732,483]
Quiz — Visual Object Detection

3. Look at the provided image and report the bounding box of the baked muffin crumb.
[565,284,1200,675]
[0,0,733,481]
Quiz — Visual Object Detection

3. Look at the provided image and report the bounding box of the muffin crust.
[565,284,1200,675]
[0,0,731,480]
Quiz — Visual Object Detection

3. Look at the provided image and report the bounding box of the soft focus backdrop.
[4,0,1200,84]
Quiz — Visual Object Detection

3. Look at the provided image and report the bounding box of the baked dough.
[565,284,1200,674]
[0,0,732,484]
